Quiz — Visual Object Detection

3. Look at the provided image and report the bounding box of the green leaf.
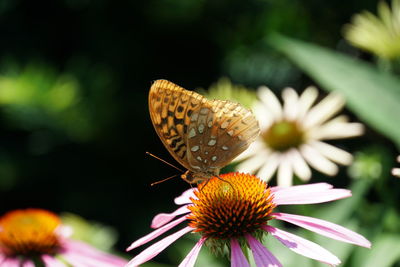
[268,34,400,148]
[358,234,400,267]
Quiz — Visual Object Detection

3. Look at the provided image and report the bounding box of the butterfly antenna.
[146,152,184,173]
[151,174,179,186]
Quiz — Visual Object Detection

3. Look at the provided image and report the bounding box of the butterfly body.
[148,79,260,184]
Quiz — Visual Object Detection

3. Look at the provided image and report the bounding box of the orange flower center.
[187,173,275,240]
[262,120,304,151]
[0,209,61,257]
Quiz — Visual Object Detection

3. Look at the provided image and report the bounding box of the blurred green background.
[1,0,400,266]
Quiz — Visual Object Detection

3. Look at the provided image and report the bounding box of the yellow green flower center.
[187,173,275,240]
[263,120,304,151]
[0,209,61,257]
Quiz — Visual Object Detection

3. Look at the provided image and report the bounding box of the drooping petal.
[231,238,250,267]
[126,226,193,267]
[300,144,338,176]
[62,240,128,266]
[272,213,371,248]
[178,237,206,267]
[288,148,311,181]
[151,205,191,228]
[272,183,351,205]
[263,226,341,266]
[21,261,35,267]
[271,182,333,194]
[127,215,188,251]
[2,258,22,267]
[309,141,353,165]
[277,155,293,187]
[42,255,68,267]
[245,234,282,267]
[257,86,283,121]
[256,152,280,182]
[175,189,196,205]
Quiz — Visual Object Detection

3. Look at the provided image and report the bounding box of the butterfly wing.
[185,99,260,173]
[148,79,206,170]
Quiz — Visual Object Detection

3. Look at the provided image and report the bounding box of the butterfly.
[148,79,260,184]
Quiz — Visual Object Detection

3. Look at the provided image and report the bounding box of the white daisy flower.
[234,86,364,187]
[392,155,400,177]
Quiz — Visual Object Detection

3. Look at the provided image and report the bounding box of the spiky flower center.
[262,120,304,151]
[187,173,275,240]
[0,209,61,256]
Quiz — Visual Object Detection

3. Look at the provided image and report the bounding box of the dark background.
[0,0,387,262]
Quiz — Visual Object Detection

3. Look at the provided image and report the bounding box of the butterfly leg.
[215,175,234,190]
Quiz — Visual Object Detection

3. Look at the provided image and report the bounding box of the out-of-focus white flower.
[234,86,364,186]
[392,155,400,177]
[343,0,400,59]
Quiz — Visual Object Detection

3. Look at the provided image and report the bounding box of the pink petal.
[175,188,196,205]
[62,252,122,267]
[178,237,206,267]
[126,226,193,267]
[152,205,191,229]
[272,183,351,205]
[42,255,68,267]
[22,261,35,267]
[263,225,341,266]
[231,238,250,267]
[271,183,333,194]
[245,234,282,267]
[127,215,187,251]
[272,213,371,248]
[1,258,22,267]
[62,240,128,266]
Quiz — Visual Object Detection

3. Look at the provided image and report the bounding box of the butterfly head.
[181,170,217,184]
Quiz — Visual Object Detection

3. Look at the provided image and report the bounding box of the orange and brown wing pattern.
[148,79,205,170]
[186,99,260,173]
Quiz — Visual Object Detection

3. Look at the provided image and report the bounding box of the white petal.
[288,149,311,181]
[310,141,353,165]
[254,102,274,131]
[233,139,265,162]
[256,152,280,182]
[277,155,293,187]
[236,150,269,174]
[308,121,364,140]
[282,87,299,121]
[300,144,338,176]
[297,86,318,120]
[257,86,282,120]
[303,93,345,129]
[392,168,400,177]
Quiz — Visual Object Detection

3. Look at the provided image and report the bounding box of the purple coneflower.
[0,208,127,266]
[126,173,370,267]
